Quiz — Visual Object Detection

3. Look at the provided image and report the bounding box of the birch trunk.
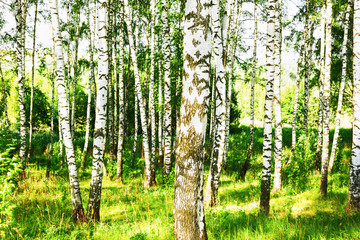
[28,0,38,160]
[260,0,276,215]
[87,0,108,221]
[158,54,164,165]
[148,0,157,183]
[239,0,257,180]
[273,0,282,192]
[347,0,360,211]
[50,0,85,221]
[16,0,27,175]
[124,0,154,188]
[204,0,227,207]
[116,1,125,182]
[173,0,211,237]
[0,62,9,125]
[319,0,332,197]
[81,0,95,168]
[328,0,352,172]
[162,0,172,179]
[303,0,310,135]
[71,1,81,139]
[316,4,325,171]
[224,0,241,168]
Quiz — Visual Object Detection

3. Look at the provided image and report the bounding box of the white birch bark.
[204,0,227,207]
[82,0,95,168]
[15,0,27,174]
[162,0,172,179]
[303,0,310,135]
[71,1,81,139]
[328,0,352,172]
[348,0,360,211]
[87,0,108,221]
[173,0,211,238]
[50,0,85,221]
[116,0,125,182]
[260,0,276,215]
[273,0,282,192]
[148,0,157,183]
[320,0,332,197]
[124,0,154,188]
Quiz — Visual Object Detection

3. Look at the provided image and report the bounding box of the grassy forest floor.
[2,126,360,239]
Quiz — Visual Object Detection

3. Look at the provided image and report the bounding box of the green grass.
[1,126,359,239]
[3,169,360,239]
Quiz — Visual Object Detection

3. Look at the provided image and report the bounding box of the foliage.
[0,128,21,235]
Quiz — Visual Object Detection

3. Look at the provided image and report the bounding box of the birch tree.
[204,0,227,207]
[328,0,352,172]
[319,0,332,197]
[124,0,155,187]
[348,0,360,211]
[16,0,27,175]
[173,0,211,238]
[148,0,157,183]
[273,0,282,192]
[116,0,125,182]
[162,0,172,179]
[28,0,39,160]
[239,0,256,180]
[50,0,85,221]
[82,0,95,168]
[315,2,326,171]
[71,0,81,139]
[303,0,310,135]
[87,0,108,221]
[260,0,276,215]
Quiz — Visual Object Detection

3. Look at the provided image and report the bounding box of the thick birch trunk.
[328,0,352,172]
[348,0,360,211]
[124,0,154,188]
[173,0,211,238]
[50,0,85,221]
[28,0,38,160]
[87,0,108,221]
[204,0,227,207]
[260,0,276,215]
[319,0,332,197]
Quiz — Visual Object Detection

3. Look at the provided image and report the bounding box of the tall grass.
[1,126,358,239]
